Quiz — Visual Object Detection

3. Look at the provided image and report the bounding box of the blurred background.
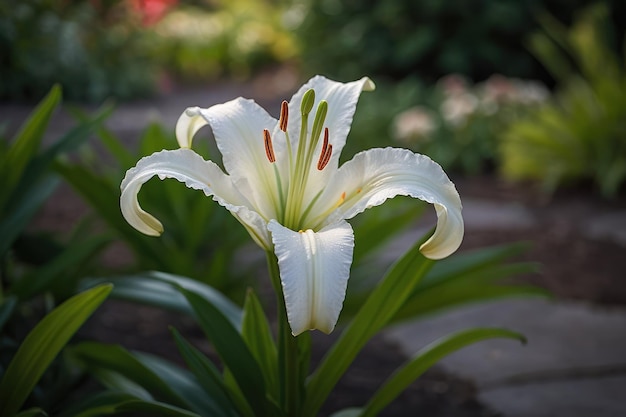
[1,1,626,416]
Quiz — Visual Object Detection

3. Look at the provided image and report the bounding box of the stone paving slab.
[386,299,626,417]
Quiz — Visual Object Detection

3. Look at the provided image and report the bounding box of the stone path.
[386,199,626,417]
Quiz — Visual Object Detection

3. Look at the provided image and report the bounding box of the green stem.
[266,251,301,416]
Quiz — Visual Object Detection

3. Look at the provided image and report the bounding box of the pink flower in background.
[130,0,177,26]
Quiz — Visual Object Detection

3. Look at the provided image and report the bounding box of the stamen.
[263,129,276,163]
[279,100,289,132]
[317,128,332,170]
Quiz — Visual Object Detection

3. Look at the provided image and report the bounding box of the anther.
[317,128,332,170]
[263,129,276,163]
[279,100,289,132]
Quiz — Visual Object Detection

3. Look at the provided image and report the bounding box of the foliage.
[295,0,626,84]
[0,0,157,102]
[55,120,255,302]
[500,3,626,197]
[0,284,111,417]
[0,87,113,414]
[151,0,299,81]
[343,74,547,175]
[71,237,543,417]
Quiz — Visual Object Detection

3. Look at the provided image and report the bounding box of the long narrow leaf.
[0,176,59,257]
[0,85,61,210]
[115,400,203,417]
[181,288,269,416]
[170,328,240,417]
[241,290,279,399]
[360,328,526,417]
[304,235,434,417]
[12,235,111,299]
[85,273,243,327]
[0,284,112,417]
[392,263,548,323]
[71,342,194,411]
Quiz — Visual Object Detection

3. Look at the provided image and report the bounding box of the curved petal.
[175,107,209,148]
[287,76,375,169]
[268,220,354,335]
[195,98,282,220]
[317,148,463,260]
[120,148,272,248]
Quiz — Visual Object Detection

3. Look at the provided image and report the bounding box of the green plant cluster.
[0,0,157,102]
[500,3,626,197]
[295,0,626,83]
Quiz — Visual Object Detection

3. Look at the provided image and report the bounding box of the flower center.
[263,89,333,231]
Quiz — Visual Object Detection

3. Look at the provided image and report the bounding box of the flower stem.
[266,251,303,416]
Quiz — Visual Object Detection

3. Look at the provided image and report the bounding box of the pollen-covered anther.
[279,100,289,132]
[317,127,332,170]
[263,129,276,163]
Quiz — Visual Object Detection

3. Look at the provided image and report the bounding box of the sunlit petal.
[195,98,282,219]
[288,76,375,169]
[268,220,354,335]
[318,147,463,260]
[175,107,209,149]
[120,148,271,247]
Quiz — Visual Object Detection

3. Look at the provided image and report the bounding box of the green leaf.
[170,328,240,417]
[0,85,61,211]
[360,328,526,417]
[181,288,269,416]
[115,400,203,417]
[241,289,279,400]
[12,235,111,299]
[329,408,362,417]
[0,176,59,257]
[0,295,18,333]
[0,284,112,417]
[304,235,434,417]
[392,263,548,323]
[84,272,243,327]
[15,408,47,417]
[71,342,206,413]
[56,392,138,417]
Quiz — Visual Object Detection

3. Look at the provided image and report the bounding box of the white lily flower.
[120,75,464,335]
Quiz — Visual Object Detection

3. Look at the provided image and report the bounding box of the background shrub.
[295,0,626,84]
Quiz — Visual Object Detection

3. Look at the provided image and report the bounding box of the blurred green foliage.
[296,0,626,84]
[0,0,157,102]
[500,3,626,197]
[0,87,112,413]
[343,74,546,176]
[152,0,299,81]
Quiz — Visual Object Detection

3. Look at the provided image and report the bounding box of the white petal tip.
[361,77,376,91]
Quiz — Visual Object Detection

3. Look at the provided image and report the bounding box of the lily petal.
[287,75,375,170]
[319,147,463,260]
[268,220,354,335]
[120,148,272,247]
[195,98,283,220]
[175,106,209,149]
